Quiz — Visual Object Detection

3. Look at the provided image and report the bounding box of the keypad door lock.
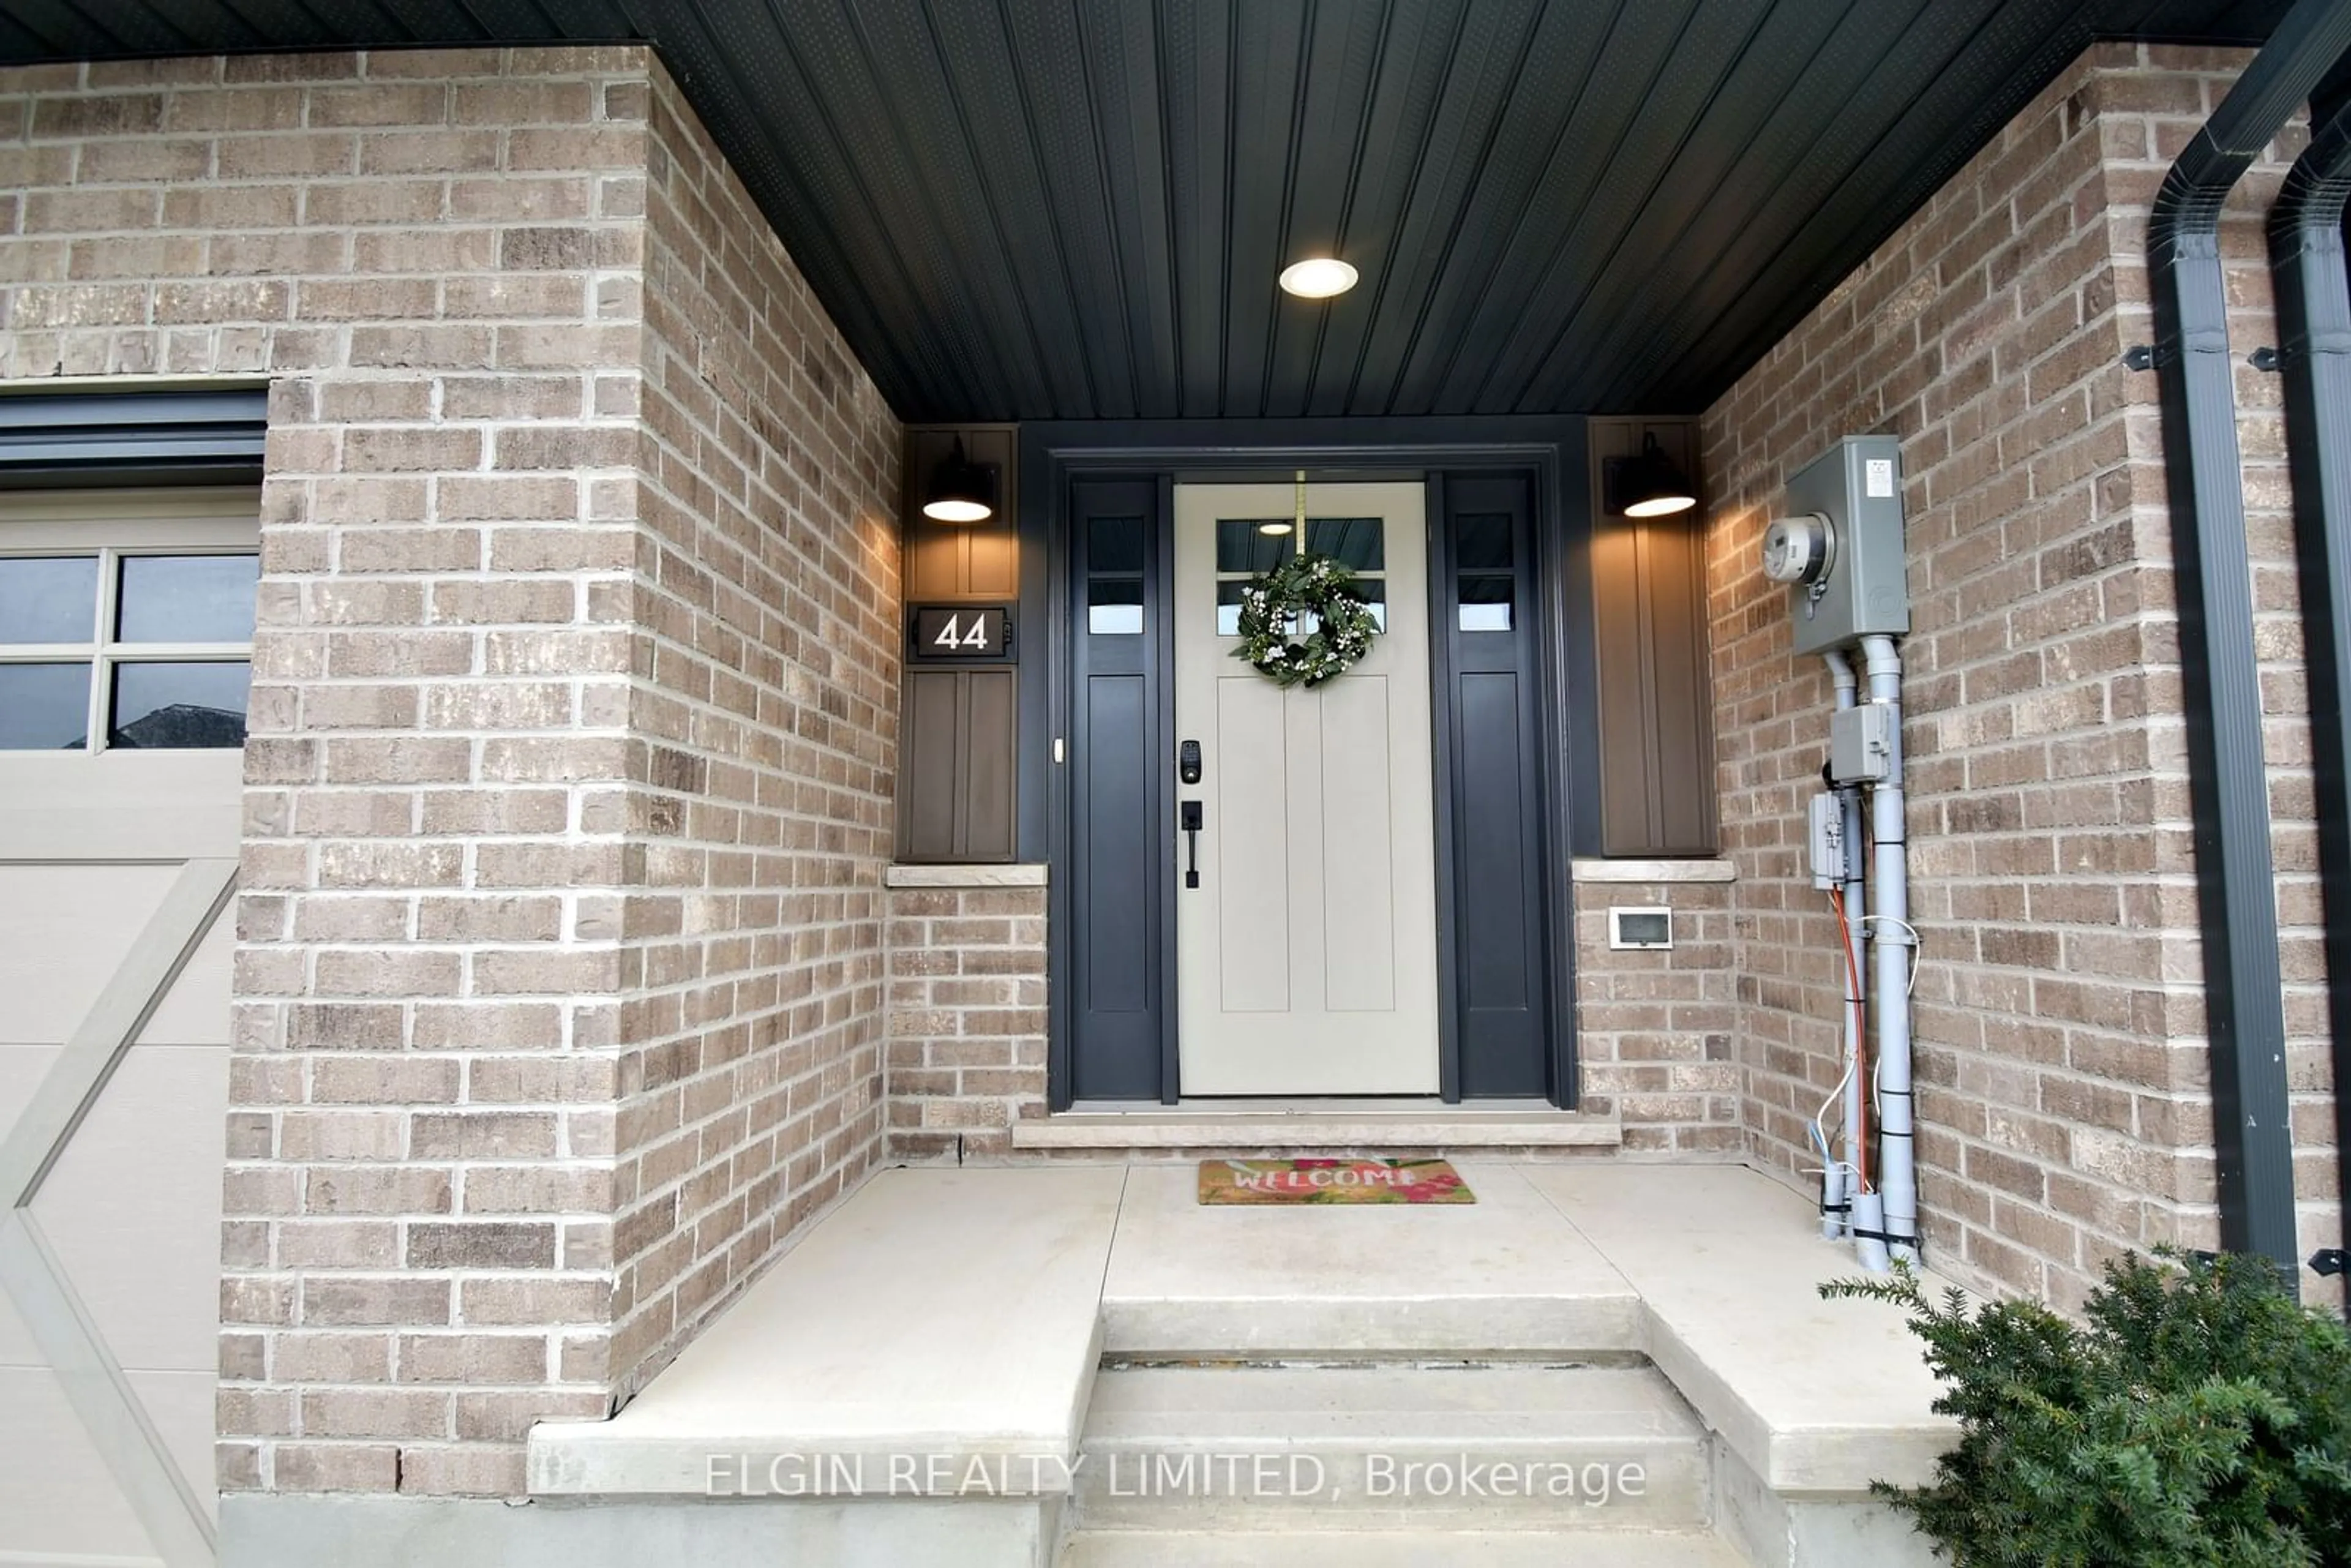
[1179,739,1202,784]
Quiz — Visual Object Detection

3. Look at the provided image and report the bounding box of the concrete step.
[1100,1163,1643,1357]
[1059,1528,1749,1566]
[530,1166,1123,1499]
[1071,1361,1711,1533]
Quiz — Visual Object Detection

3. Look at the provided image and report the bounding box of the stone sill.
[1010,1100,1622,1150]
[885,862,1048,888]
[1571,857,1736,884]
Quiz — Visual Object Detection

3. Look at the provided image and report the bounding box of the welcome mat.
[1197,1157,1475,1205]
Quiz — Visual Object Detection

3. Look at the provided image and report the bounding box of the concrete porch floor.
[528,1160,1959,1566]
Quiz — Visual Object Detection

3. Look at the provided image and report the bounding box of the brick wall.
[879,869,1738,1159]
[884,877,1048,1158]
[1702,43,2336,1308]
[606,59,899,1406]
[1572,873,1741,1153]
[0,46,901,1496]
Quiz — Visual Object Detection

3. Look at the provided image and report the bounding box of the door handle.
[1180,800,1203,888]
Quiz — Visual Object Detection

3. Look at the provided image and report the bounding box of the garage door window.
[0,549,258,751]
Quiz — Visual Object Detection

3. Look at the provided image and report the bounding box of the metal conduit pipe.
[1820,651,1868,1245]
[2264,84,2351,1300]
[2137,0,2351,1283]
[1859,634,1917,1268]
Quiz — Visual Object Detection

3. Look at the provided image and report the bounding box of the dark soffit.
[0,1,2297,421]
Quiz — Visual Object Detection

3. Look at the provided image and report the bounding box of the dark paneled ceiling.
[0,1,2296,420]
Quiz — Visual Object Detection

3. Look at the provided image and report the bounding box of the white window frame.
[0,489,262,756]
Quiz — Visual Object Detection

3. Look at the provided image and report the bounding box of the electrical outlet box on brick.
[1809,793,1848,889]
[1829,703,1893,784]
[1608,907,1674,950]
[1761,435,1911,655]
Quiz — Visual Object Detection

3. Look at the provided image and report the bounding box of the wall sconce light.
[1603,433,1698,518]
[921,437,996,523]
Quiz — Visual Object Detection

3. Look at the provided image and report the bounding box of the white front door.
[1172,482,1441,1095]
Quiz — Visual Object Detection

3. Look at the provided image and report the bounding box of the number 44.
[933,613,991,651]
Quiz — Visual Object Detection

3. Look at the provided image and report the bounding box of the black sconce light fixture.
[1603,432,1698,519]
[921,436,996,523]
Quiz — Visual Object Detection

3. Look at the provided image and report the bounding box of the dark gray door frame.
[1018,417,1596,1111]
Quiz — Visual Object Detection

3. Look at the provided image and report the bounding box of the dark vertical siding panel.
[965,669,1018,859]
[904,524,962,601]
[966,505,1019,599]
[901,670,965,859]
[1586,416,1715,857]
[1589,514,1656,853]
[897,423,1021,861]
[1643,514,1719,852]
[906,426,1019,598]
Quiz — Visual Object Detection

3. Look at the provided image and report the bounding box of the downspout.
[2265,86,2351,1299]
[2136,0,2351,1281]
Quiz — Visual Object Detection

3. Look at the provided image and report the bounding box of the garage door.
[0,489,258,1568]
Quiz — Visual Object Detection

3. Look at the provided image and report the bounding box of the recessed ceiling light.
[1279,257,1358,299]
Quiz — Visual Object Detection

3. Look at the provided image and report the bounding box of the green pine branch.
[1823,1248,2351,1566]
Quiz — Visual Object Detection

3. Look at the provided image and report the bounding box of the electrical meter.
[1774,435,1911,655]
[1761,513,1834,585]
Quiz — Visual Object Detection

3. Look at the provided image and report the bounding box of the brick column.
[884,876,1049,1158]
[1572,871,1741,1153]
[0,45,901,1498]
[199,49,653,1499]
[602,66,900,1398]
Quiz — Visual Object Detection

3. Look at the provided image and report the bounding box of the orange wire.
[1831,887,1868,1191]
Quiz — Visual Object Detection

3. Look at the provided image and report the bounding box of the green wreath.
[1232,552,1381,688]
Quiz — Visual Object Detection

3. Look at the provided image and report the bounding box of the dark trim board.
[1428,471,1463,1105]
[1024,417,1595,1111]
[1153,473,1179,1105]
[0,388,268,487]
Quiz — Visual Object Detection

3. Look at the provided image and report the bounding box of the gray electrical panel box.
[1829,703,1893,784]
[1769,435,1910,656]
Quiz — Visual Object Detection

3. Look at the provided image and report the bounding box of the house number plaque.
[909,604,1013,661]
